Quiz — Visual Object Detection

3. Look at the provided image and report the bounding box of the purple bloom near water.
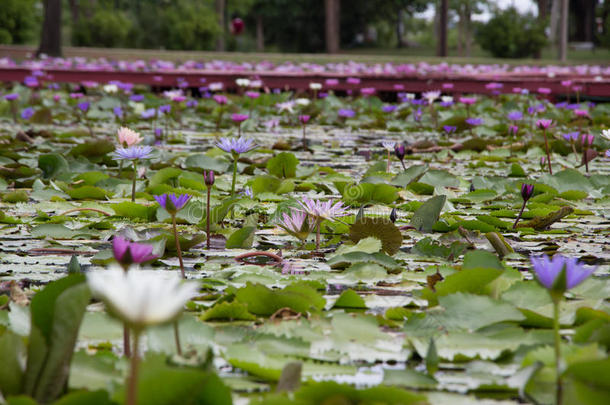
[563,132,579,142]
[531,255,595,291]
[338,109,355,118]
[130,94,144,102]
[213,94,228,105]
[159,104,171,114]
[443,125,457,134]
[382,105,396,113]
[507,111,523,121]
[113,106,123,118]
[186,100,198,108]
[113,236,158,266]
[154,193,191,213]
[4,93,19,101]
[21,107,34,120]
[521,184,534,201]
[231,113,249,123]
[141,108,156,119]
[77,101,90,112]
[465,117,483,126]
[216,137,256,154]
[112,145,153,160]
[536,119,553,129]
[24,76,39,87]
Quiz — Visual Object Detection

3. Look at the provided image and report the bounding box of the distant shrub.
[476,8,547,58]
[0,0,37,45]
[72,10,132,48]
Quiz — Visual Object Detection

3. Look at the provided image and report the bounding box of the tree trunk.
[437,0,449,57]
[325,0,340,53]
[68,0,79,23]
[215,0,225,51]
[464,3,472,57]
[37,0,62,57]
[535,0,549,59]
[558,0,569,61]
[550,0,560,43]
[396,9,405,48]
[256,15,264,51]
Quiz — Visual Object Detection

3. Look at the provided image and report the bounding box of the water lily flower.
[112,145,153,161]
[507,111,523,121]
[513,184,534,229]
[213,94,228,105]
[298,197,348,250]
[360,87,376,96]
[422,90,440,104]
[295,98,310,106]
[245,91,259,99]
[530,254,595,404]
[601,129,610,141]
[117,127,143,147]
[203,171,215,249]
[231,113,249,123]
[159,104,171,114]
[154,193,191,215]
[217,136,256,155]
[87,269,199,405]
[465,117,483,126]
[276,101,295,114]
[338,108,355,118]
[113,236,157,270]
[309,82,322,90]
[276,210,314,245]
[217,137,256,198]
[443,125,457,135]
[21,107,34,120]
[141,108,156,119]
[382,105,396,113]
[394,144,407,170]
[77,101,90,112]
[536,119,553,129]
[4,93,19,101]
[155,193,191,277]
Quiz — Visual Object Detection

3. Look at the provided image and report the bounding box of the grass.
[1,44,609,66]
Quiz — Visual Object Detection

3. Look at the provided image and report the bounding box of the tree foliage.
[475,7,547,58]
[0,0,38,45]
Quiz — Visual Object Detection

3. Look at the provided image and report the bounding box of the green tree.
[0,0,38,45]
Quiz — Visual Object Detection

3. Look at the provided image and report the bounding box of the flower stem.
[513,201,526,229]
[123,324,131,358]
[583,146,589,174]
[206,186,211,249]
[126,330,141,405]
[172,215,185,279]
[386,150,391,172]
[173,321,182,356]
[315,222,321,251]
[131,160,137,202]
[302,125,307,149]
[231,157,237,198]
[543,129,553,175]
[553,299,563,405]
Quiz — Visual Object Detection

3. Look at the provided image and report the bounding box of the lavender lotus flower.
[213,94,228,105]
[141,108,156,119]
[465,117,483,126]
[563,132,579,142]
[276,210,314,243]
[231,113,249,123]
[382,141,396,151]
[21,107,34,120]
[443,125,457,134]
[507,111,523,121]
[536,119,553,129]
[298,197,348,221]
[521,184,534,201]
[338,109,356,118]
[159,104,171,114]
[130,94,144,102]
[154,193,191,214]
[382,105,396,113]
[77,101,90,112]
[112,145,153,160]
[4,93,19,101]
[217,137,256,155]
[299,115,311,124]
[113,106,124,119]
[531,255,594,292]
[113,236,158,268]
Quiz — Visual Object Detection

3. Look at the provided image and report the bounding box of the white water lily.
[295,98,311,106]
[236,78,251,87]
[103,84,118,93]
[601,129,610,141]
[309,82,322,90]
[87,269,199,329]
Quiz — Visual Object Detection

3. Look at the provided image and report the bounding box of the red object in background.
[231,18,245,35]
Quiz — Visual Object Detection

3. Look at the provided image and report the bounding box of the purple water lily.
[155,193,191,213]
[338,108,355,118]
[113,236,158,268]
[531,255,594,292]
[465,117,483,126]
[507,111,523,121]
[217,137,256,155]
[21,107,34,120]
[112,145,153,160]
[443,125,457,134]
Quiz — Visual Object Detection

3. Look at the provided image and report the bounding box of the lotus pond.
[0,80,609,405]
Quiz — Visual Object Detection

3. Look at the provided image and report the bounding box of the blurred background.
[2,0,609,62]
